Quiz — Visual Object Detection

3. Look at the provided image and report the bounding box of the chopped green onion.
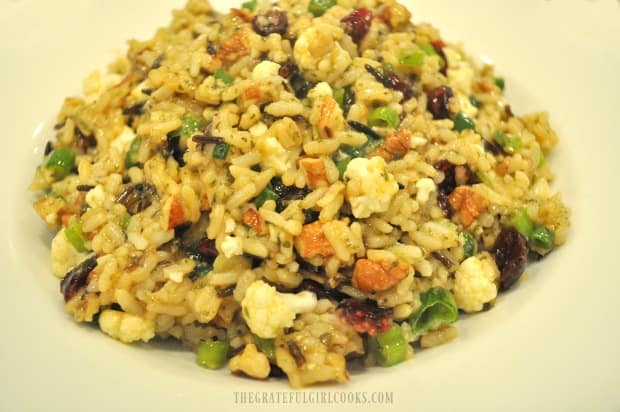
[530,226,554,253]
[420,43,445,69]
[409,287,458,335]
[341,145,362,158]
[494,130,523,154]
[537,147,546,168]
[461,232,477,258]
[241,0,257,11]
[308,0,336,16]
[419,43,437,56]
[179,113,203,138]
[368,324,408,367]
[253,336,275,359]
[508,209,534,239]
[212,142,230,160]
[453,112,476,132]
[121,214,131,231]
[475,170,493,188]
[124,136,142,169]
[214,69,234,85]
[45,148,75,179]
[336,156,352,179]
[333,88,345,108]
[197,340,228,369]
[399,50,426,68]
[341,136,383,159]
[368,106,400,128]
[255,184,279,208]
[495,77,505,91]
[469,95,482,108]
[65,216,88,253]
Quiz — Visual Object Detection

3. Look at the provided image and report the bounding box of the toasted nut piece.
[229,343,270,379]
[299,157,329,189]
[295,221,335,260]
[353,259,409,293]
[448,186,487,226]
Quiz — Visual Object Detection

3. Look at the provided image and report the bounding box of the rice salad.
[30,0,570,387]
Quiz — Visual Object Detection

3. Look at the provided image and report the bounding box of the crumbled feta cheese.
[444,47,475,95]
[224,217,236,234]
[308,82,333,100]
[127,232,148,251]
[252,60,281,80]
[415,178,436,205]
[249,122,268,138]
[455,92,478,118]
[453,253,499,313]
[85,185,106,208]
[163,266,185,283]
[257,136,289,174]
[344,157,399,218]
[83,70,123,103]
[410,134,428,148]
[50,229,89,278]
[221,235,243,258]
[110,125,137,154]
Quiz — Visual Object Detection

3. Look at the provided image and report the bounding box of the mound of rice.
[30,0,570,387]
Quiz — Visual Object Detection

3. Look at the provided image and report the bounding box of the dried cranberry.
[341,8,374,44]
[337,299,392,336]
[434,160,457,216]
[197,237,218,258]
[491,227,529,291]
[427,85,454,119]
[60,256,98,302]
[252,10,288,36]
